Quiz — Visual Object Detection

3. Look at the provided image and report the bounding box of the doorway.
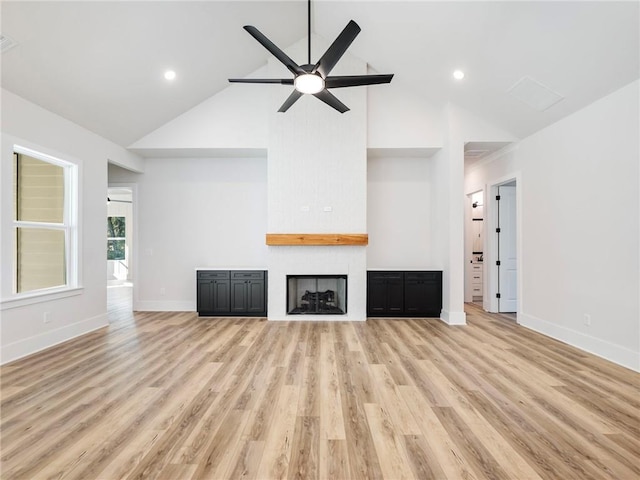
[107,185,134,312]
[465,190,485,307]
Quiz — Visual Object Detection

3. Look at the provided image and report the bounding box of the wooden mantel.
[266,233,368,246]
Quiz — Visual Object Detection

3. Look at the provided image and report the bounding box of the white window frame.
[2,145,80,308]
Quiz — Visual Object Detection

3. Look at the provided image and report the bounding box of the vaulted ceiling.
[2,1,638,148]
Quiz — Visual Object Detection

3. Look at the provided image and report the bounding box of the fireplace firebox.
[287,275,347,315]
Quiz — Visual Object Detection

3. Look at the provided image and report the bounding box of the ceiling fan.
[228,0,393,113]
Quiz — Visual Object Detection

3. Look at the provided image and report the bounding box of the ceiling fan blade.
[278,90,304,112]
[313,90,349,113]
[313,20,361,78]
[229,78,294,85]
[243,26,305,76]
[325,74,394,89]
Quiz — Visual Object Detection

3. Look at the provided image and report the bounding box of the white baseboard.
[133,300,195,312]
[268,315,366,322]
[440,310,467,325]
[1,313,108,365]
[518,312,639,372]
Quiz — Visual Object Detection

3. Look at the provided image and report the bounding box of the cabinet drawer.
[471,274,482,283]
[472,286,482,295]
[368,271,403,281]
[471,264,483,272]
[231,271,264,280]
[198,270,230,280]
[405,271,440,281]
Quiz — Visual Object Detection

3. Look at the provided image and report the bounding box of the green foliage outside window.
[107,217,125,260]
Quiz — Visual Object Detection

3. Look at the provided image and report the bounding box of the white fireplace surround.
[267,246,366,321]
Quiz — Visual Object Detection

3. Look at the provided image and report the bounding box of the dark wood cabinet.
[197,271,230,314]
[367,271,404,315]
[404,271,442,317]
[197,270,266,316]
[230,271,266,315]
[367,270,442,317]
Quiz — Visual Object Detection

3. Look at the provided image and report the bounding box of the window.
[13,147,78,294]
[107,216,126,260]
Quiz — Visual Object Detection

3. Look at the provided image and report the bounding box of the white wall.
[0,89,144,364]
[128,66,269,153]
[367,155,433,268]
[266,37,368,321]
[367,77,443,149]
[108,153,442,314]
[115,46,519,323]
[108,157,268,311]
[465,80,640,371]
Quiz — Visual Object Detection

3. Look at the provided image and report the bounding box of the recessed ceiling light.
[453,70,465,80]
[164,70,176,81]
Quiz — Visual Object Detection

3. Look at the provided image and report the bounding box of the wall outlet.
[300,206,310,212]
[160,288,166,296]
[323,206,333,212]
[43,312,51,324]
[584,314,591,326]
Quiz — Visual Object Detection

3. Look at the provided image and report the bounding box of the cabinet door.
[246,279,265,314]
[230,279,247,313]
[386,276,404,314]
[405,272,442,316]
[212,280,231,314]
[197,280,215,313]
[367,275,388,314]
[367,272,404,316]
[405,278,429,315]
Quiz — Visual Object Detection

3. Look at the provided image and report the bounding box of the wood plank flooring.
[1,287,638,479]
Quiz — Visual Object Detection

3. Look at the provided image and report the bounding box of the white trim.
[13,144,72,169]
[485,172,522,314]
[133,300,194,312]
[269,315,366,322]
[1,286,83,310]
[466,142,520,173]
[519,312,640,373]
[440,309,467,325]
[0,312,106,365]
[10,144,80,296]
[108,183,137,307]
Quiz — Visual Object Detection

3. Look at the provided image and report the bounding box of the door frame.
[464,189,484,304]
[107,182,138,310]
[485,173,522,317]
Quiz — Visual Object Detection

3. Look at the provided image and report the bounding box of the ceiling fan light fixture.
[229,2,393,112]
[294,74,325,94]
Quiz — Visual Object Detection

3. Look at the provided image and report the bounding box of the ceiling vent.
[0,34,18,53]
[508,76,564,111]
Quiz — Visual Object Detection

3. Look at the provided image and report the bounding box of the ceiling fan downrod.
[307,0,311,65]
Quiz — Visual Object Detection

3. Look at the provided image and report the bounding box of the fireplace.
[287,275,347,315]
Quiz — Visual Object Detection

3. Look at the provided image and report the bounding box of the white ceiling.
[2,1,638,148]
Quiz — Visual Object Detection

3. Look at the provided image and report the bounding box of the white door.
[498,185,517,312]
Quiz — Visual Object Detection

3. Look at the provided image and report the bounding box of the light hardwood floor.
[1,287,638,479]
